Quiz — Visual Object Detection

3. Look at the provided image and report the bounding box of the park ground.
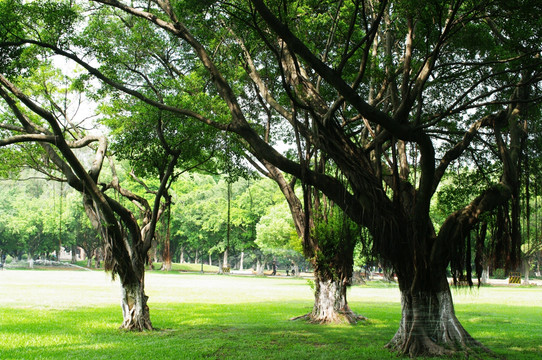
[0,269,541,359]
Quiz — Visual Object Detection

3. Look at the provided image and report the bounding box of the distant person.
[271,260,277,276]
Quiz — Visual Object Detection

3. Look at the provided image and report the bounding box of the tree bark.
[307,267,366,324]
[119,279,153,331]
[387,272,488,357]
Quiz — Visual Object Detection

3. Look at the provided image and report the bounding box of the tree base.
[386,337,498,359]
[290,310,367,324]
[120,302,154,331]
[386,289,498,358]
[120,282,154,331]
[119,317,154,331]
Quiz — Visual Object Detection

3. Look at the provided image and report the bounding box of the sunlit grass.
[0,270,541,359]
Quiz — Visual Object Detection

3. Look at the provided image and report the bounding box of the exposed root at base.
[386,336,454,358]
[290,313,311,321]
[385,336,504,359]
[119,308,154,331]
[119,322,154,331]
[290,311,368,324]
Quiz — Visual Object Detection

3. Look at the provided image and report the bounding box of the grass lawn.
[0,270,541,359]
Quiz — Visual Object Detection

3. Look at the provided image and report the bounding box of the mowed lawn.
[0,270,541,359]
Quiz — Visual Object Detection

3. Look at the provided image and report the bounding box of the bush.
[5,255,13,264]
[493,268,506,279]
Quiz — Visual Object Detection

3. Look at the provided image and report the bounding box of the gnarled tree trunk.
[309,267,365,324]
[387,272,487,357]
[119,278,153,331]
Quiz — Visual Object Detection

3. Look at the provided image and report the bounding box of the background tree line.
[3,162,541,280]
[0,167,310,273]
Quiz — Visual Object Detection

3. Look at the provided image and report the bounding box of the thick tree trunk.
[293,266,365,324]
[387,273,488,357]
[310,269,365,324]
[161,260,171,271]
[119,279,153,331]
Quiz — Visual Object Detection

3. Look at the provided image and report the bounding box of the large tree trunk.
[387,272,487,357]
[293,259,365,324]
[309,269,365,324]
[119,278,153,331]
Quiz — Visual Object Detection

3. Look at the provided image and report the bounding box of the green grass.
[0,270,541,359]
